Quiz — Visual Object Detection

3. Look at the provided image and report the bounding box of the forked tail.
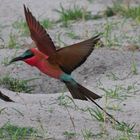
[65,81,101,100]
[65,81,120,124]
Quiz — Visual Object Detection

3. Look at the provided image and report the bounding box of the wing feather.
[48,35,101,74]
[24,5,56,56]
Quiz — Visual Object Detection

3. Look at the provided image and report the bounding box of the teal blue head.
[9,49,34,64]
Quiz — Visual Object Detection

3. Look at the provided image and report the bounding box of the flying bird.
[10,5,120,124]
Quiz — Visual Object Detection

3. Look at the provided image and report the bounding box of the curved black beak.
[8,49,34,65]
[9,56,24,65]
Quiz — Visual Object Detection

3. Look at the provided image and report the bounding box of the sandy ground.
[0,0,140,139]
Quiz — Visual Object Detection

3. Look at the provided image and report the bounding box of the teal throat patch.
[60,73,76,85]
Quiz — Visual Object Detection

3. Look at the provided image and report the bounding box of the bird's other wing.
[48,35,101,74]
[24,5,56,56]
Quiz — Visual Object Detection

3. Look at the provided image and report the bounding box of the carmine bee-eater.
[10,5,120,124]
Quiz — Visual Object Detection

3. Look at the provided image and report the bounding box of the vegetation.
[40,19,54,29]
[7,33,20,49]
[55,4,93,26]
[104,1,140,23]
[0,123,38,140]
[13,18,53,36]
[81,128,94,140]
[63,131,77,139]
[0,75,36,93]
[66,30,80,39]
[87,107,105,122]
[13,20,29,36]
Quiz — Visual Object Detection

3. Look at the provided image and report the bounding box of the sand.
[0,0,140,139]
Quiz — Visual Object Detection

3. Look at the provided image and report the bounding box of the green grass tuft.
[55,4,93,26]
[8,33,20,49]
[40,19,54,29]
[87,107,105,122]
[104,1,140,23]
[57,93,77,108]
[131,59,138,75]
[63,131,77,139]
[0,123,38,140]
[13,20,29,36]
[0,75,36,93]
[114,122,135,133]
[81,128,94,140]
[66,31,80,39]
[123,6,140,23]
[13,18,53,36]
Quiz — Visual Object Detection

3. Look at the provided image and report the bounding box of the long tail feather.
[65,81,120,124]
[87,96,120,124]
[65,82,101,100]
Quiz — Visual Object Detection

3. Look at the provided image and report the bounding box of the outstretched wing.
[24,5,56,56]
[48,35,101,74]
